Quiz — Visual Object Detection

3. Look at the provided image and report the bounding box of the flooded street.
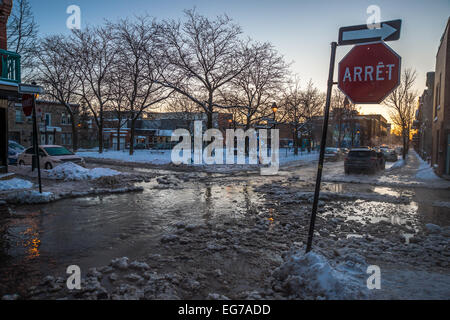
[1,157,449,299]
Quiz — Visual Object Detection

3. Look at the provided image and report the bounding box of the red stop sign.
[338,42,401,104]
[22,94,34,117]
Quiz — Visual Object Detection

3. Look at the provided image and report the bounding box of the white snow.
[46,162,121,181]
[385,159,405,171]
[415,153,440,181]
[6,190,55,204]
[273,251,369,299]
[77,149,319,167]
[0,178,33,191]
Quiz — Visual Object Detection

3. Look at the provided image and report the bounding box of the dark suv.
[344,148,384,174]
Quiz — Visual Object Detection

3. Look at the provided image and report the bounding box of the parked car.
[9,140,26,153]
[8,140,26,166]
[324,147,343,161]
[8,150,18,165]
[344,148,383,174]
[18,145,85,170]
[382,148,398,162]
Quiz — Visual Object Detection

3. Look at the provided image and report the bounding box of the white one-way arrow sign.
[338,20,401,46]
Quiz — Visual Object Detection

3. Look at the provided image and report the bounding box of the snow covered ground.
[77,148,319,167]
[414,152,441,181]
[46,162,121,181]
[0,178,33,191]
[322,151,450,189]
[11,162,122,182]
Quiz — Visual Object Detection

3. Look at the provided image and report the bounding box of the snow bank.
[6,190,55,204]
[414,151,441,181]
[0,178,33,191]
[77,149,319,166]
[46,162,121,181]
[273,251,369,300]
[385,159,405,172]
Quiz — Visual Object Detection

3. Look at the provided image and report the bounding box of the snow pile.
[0,178,33,191]
[272,251,370,300]
[386,159,405,171]
[46,162,121,181]
[6,190,55,204]
[415,164,440,181]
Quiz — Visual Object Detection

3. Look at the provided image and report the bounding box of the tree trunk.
[207,93,214,129]
[294,126,299,155]
[71,120,78,152]
[129,118,136,156]
[116,117,121,151]
[207,111,213,130]
[98,107,104,154]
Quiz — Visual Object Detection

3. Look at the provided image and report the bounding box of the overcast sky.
[28,0,450,122]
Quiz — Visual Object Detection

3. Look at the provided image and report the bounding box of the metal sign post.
[306,41,337,253]
[19,83,45,194]
[31,94,42,193]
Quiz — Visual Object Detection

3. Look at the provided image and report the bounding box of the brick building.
[310,113,389,148]
[0,0,20,174]
[413,72,434,161]
[8,100,78,149]
[432,18,450,177]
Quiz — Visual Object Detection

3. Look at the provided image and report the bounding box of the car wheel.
[45,162,53,170]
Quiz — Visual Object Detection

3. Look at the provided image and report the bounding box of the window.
[66,133,72,146]
[61,133,66,145]
[61,113,66,125]
[15,109,23,123]
[44,113,51,126]
[43,147,74,156]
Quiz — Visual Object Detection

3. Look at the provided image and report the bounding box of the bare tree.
[283,77,304,155]
[220,42,289,130]
[300,81,324,151]
[66,26,117,153]
[7,0,38,79]
[35,35,81,151]
[384,68,418,160]
[164,94,203,114]
[108,16,173,155]
[107,71,129,151]
[283,78,323,154]
[156,9,255,129]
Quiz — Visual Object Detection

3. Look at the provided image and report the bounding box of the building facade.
[0,0,20,174]
[8,100,77,150]
[413,72,435,161]
[309,113,389,148]
[432,18,450,177]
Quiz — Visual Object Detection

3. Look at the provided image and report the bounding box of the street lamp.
[271,102,278,114]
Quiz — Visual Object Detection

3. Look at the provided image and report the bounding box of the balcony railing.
[0,49,21,84]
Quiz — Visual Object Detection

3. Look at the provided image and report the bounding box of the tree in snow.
[35,35,82,151]
[384,68,418,160]
[65,26,118,154]
[220,41,289,131]
[107,16,173,155]
[156,9,256,129]
[283,78,324,154]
